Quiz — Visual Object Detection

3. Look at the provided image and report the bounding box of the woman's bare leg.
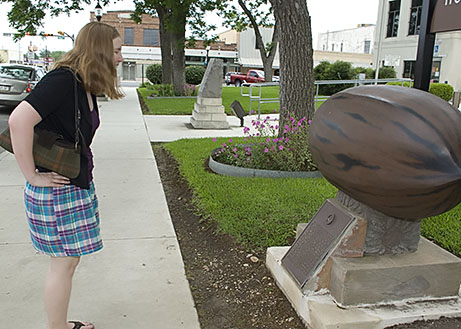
[44,256,93,329]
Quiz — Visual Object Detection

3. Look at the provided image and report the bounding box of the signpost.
[414,0,461,91]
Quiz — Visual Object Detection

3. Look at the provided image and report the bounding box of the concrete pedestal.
[266,243,461,329]
[330,238,461,306]
[190,96,229,129]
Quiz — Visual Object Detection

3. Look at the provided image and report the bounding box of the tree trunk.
[157,5,173,84]
[270,0,315,130]
[172,31,186,95]
[260,22,279,83]
[238,0,279,83]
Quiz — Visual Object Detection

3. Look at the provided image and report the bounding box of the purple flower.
[264,148,269,153]
[229,139,233,143]
[213,137,217,142]
[285,137,290,143]
[233,147,238,152]
[234,154,238,158]
[279,145,284,150]
[275,125,279,129]
[308,119,312,125]
[273,109,277,113]
[222,143,227,147]
[266,138,271,143]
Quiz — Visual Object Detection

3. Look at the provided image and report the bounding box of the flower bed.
[210,112,319,176]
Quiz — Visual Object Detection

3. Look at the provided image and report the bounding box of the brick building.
[91,10,238,81]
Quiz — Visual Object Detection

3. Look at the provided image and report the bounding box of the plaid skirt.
[24,181,103,257]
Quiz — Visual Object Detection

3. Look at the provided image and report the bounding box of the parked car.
[0,64,46,108]
[229,70,280,87]
[224,71,239,85]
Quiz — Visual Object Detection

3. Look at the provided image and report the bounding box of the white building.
[219,27,280,73]
[219,27,374,73]
[317,24,375,54]
[374,0,461,91]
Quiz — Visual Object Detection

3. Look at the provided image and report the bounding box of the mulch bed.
[153,145,461,329]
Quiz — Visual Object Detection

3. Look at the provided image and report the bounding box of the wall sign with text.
[431,0,461,33]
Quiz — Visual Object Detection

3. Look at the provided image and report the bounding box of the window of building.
[340,42,344,52]
[331,44,335,52]
[364,40,371,54]
[408,0,423,35]
[403,60,416,79]
[143,28,159,46]
[386,0,401,38]
[124,27,134,45]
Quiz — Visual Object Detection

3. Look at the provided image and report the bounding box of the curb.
[209,149,322,179]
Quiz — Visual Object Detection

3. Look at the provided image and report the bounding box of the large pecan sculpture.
[309,85,461,220]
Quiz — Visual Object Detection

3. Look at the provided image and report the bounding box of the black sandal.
[69,321,94,329]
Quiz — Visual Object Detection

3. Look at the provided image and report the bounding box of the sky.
[0,0,380,54]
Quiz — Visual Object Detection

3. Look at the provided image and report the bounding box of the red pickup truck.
[229,70,265,87]
[228,70,280,87]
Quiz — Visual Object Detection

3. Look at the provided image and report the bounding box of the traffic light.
[25,32,36,36]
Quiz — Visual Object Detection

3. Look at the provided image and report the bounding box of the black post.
[414,0,437,91]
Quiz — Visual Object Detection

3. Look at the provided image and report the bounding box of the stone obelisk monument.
[190,58,229,129]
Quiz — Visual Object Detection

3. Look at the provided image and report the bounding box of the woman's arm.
[8,101,70,187]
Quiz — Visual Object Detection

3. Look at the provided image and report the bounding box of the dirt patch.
[152,145,461,329]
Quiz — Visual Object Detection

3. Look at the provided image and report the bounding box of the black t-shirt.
[25,67,98,189]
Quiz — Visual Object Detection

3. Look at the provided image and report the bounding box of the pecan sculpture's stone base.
[266,245,461,329]
[266,195,461,328]
[336,191,421,255]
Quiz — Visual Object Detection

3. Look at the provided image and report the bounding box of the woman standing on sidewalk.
[8,22,123,329]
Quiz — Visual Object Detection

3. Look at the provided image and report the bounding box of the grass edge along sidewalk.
[158,137,461,256]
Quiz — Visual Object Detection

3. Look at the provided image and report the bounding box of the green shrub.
[146,64,163,85]
[429,83,454,101]
[314,61,354,95]
[150,84,175,97]
[185,65,206,85]
[386,81,414,87]
[353,67,375,79]
[386,82,454,102]
[378,67,397,79]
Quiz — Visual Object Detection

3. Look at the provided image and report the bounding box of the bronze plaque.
[281,199,355,287]
[431,0,461,33]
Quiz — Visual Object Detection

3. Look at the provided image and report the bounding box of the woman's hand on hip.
[28,170,71,187]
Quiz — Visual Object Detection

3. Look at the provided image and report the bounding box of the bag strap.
[62,67,87,153]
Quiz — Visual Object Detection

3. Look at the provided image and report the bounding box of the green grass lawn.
[139,85,280,115]
[159,137,461,256]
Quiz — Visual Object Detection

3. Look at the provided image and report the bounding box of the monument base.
[266,246,461,329]
[190,97,230,129]
[190,116,230,129]
[330,238,461,306]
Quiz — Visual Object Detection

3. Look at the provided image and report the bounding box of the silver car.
[0,64,46,107]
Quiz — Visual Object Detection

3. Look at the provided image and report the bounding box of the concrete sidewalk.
[0,87,201,329]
